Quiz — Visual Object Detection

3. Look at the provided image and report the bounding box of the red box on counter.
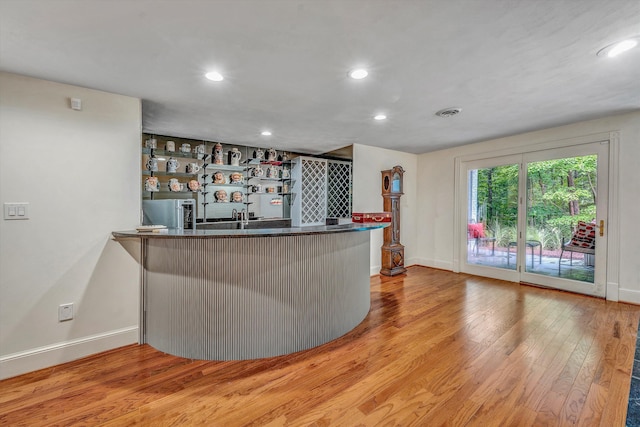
[352,212,392,223]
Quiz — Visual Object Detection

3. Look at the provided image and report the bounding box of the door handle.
[599,220,604,237]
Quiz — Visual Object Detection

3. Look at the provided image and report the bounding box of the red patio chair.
[468,222,496,256]
[559,221,596,271]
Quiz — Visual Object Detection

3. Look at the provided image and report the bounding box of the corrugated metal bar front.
[144,231,371,360]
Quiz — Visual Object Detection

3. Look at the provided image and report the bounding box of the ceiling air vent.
[435,107,462,117]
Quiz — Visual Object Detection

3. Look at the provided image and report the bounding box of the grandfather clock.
[381,165,406,276]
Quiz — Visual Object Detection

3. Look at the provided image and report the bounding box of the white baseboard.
[619,288,640,305]
[0,326,138,380]
[370,264,381,276]
[406,257,420,269]
[369,257,451,277]
[412,258,454,271]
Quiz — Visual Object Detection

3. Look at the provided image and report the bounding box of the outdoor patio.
[467,242,595,283]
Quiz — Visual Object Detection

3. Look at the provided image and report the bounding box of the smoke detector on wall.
[435,107,462,117]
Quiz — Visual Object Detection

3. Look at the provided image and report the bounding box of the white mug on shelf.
[167,157,180,173]
[165,140,175,152]
[180,143,191,153]
[146,157,158,171]
[229,147,242,166]
[186,163,201,174]
[145,138,157,149]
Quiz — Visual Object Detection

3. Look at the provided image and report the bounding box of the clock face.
[392,172,401,192]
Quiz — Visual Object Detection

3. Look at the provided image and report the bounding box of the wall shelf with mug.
[142,133,346,223]
[142,171,197,178]
[142,147,206,160]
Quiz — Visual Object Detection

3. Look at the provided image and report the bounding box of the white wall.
[0,73,142,379]
[415,111,640,303]
[352,143,418,275]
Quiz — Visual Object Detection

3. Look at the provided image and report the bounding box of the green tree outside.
[473,155,597,250]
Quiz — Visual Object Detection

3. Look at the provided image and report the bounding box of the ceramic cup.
[212,171,226,184]
[180,143,191,153]
[186,163,201,174]
[267,166,279,178]
[229,172,243,183]
[194,144,206,154]
[168,178,184,192]
[213,143,224,165]
[145,176,159,192]
[229,147,242,166]
[231,191,243,203]
[145,138,157,149]
[165,140,175,152]
[214,189,228,202]
[187,180,200,191]
[146,157,158,171]
[251,165,264,177]
[167,157,180,173]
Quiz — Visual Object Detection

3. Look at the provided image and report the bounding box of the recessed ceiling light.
[349,69,368,79]
[374,114,387,121]
[205,71,224,81]
[597,37,640,58]
[435,107,462,117]
[261,131,272,136]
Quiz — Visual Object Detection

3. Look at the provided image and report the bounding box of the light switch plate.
[4,202,29,220]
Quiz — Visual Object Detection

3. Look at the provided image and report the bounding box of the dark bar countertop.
[113,222,387,239]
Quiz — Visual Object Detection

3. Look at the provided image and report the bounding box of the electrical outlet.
[59,303,74,321]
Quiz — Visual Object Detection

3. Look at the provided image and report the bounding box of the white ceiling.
[1,0,639,154]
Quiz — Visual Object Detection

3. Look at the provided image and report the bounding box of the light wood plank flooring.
[1,266,639,426]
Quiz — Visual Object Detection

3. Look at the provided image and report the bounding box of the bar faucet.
[232,209,248,229]
[239,209,249,229]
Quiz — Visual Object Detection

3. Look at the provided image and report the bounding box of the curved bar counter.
[113,223,385,360]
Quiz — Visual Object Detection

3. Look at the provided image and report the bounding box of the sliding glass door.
[519,143,608,296]
[460,141,609,297]
[463,155,522,283]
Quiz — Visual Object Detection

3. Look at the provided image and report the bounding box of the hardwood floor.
[1,266,639,426]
